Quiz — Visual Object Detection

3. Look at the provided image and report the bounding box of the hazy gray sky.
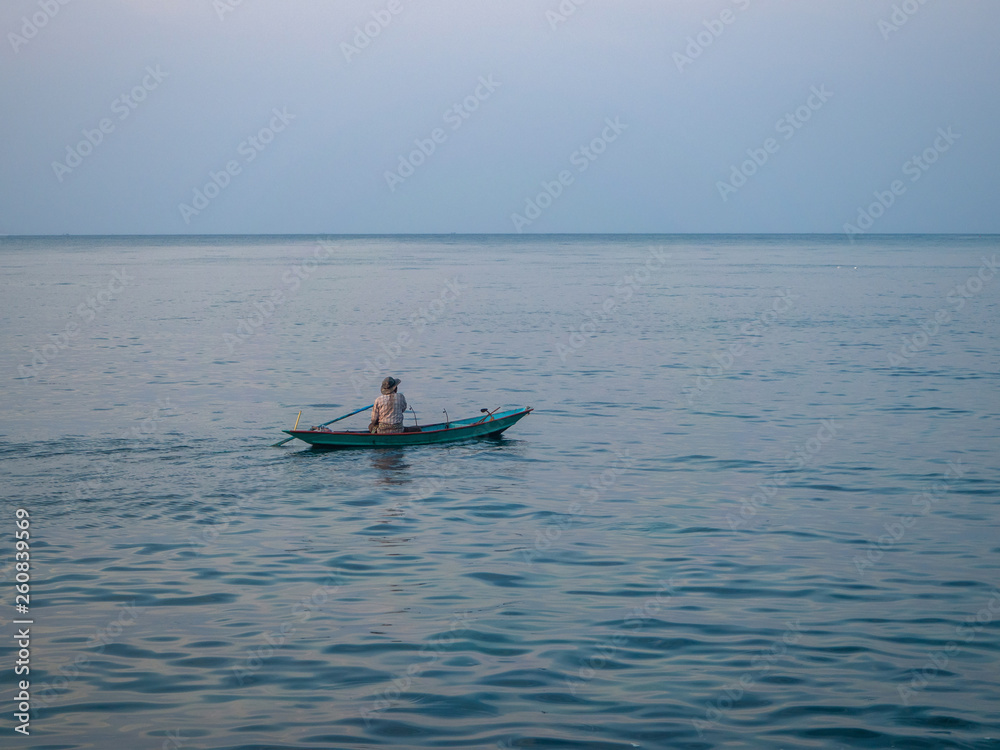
[1,0,997,234]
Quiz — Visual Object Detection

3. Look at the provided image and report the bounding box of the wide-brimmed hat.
[381,376,401,394]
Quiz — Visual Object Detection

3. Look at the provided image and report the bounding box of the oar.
[271,404,373,447]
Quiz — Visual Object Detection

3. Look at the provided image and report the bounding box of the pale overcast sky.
[1,0,997,234]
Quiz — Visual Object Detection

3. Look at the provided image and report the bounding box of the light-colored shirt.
[372,392,407,426]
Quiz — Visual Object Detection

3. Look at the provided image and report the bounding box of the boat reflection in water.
[371,449,410,486]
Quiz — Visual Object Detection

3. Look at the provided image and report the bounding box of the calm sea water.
[1,234,998,749]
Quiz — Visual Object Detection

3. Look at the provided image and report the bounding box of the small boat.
[282,406,533,448]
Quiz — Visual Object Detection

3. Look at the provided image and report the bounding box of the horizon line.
[2,232,999,239]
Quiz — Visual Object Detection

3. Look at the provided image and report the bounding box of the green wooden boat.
[282,406,533,448]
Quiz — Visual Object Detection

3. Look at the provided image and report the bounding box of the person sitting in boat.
[369,377,406,434]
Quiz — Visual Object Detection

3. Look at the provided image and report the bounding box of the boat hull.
[282,407,533,448]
